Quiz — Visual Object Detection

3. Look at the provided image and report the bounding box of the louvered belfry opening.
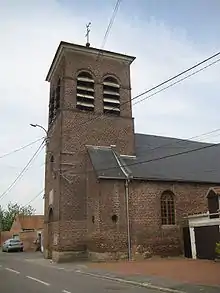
[55,78,61,112]
[49,90,55,125]
[76,71,94,111]
[103,76,120,115]
[49,78,61,126]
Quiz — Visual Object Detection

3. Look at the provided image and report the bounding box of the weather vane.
[85,22,91,47]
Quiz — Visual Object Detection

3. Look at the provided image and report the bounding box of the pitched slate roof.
[87,133,220,184]
[87,146,126,179]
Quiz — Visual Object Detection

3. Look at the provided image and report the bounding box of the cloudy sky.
[0,0,220,214]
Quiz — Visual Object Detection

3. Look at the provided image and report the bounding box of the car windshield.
[10,240,20,243]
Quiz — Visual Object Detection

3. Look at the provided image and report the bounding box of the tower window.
[111,214,118,223]
[103,76,120,116]
[49,90,55,124]
[55,78,61,112]
[76,71,94,111]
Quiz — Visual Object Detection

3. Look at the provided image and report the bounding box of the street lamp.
[30,124,49,144]
[30,124,47,135]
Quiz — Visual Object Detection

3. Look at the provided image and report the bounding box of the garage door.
[195,225,220,260]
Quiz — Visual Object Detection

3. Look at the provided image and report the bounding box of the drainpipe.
[111,147,132,261]
[125,177,132,261]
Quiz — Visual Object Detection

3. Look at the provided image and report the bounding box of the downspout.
[112,148,132,261]
[125,177,132,261]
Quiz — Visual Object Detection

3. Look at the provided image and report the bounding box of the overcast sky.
[0,0,220,214]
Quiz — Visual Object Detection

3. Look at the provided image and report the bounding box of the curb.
[76,270,186,293]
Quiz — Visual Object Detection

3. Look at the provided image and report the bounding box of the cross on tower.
[85,22,91,47]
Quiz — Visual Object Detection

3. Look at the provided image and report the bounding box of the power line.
[65,50,220,171]
[0,140,45,201]
[58,44,220,182]
[47,1,122,158]
[133,57,220,106]
[60,53,220,180]
[126,141,219,169]
[50,37,220,181]
[131,52,220,104]
[0,137,44,159]
[24,189,44,207]
[80,50,220,128]
[99,0,122,51]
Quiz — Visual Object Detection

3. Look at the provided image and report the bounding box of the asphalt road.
[0,251,159,293]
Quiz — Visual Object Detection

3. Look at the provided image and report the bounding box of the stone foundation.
[51,250,88,263]
[44,248,130,262]
[44,249,50,259]
[88,251,128,262]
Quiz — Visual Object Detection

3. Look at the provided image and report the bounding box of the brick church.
[44,41,220,262]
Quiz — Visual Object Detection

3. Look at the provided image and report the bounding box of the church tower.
[44,41,135,261]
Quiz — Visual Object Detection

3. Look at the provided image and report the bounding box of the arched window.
[48,208,54,223]
[50,155,54,163]
[161,191,175,225]
[76,71,94,111]
[103,76,120,115]
[207,189,220,219]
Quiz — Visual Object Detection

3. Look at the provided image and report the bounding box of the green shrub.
[215,242,220,256]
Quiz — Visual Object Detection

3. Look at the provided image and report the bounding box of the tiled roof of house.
[18,215,44,230]
[87,133,220,184]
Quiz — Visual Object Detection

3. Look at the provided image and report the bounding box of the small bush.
[215,242,220,256]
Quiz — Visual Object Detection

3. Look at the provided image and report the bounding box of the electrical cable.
[79,52,220,129]
[99,0,122,52]
[0,137,44,159]
[24,189,44,207]
[133,57,220,106]
[0,140,45,201]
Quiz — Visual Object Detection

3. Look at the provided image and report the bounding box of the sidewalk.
[85,258,220,293]
[21,253,220,293]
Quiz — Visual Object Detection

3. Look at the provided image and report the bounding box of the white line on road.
[62,290,71,293]
[5,268,20,274]
[26,276,50,286]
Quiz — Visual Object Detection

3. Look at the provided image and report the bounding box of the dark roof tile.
[87,133,220,184]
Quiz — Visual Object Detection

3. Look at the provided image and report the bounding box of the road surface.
[0,251,159,293]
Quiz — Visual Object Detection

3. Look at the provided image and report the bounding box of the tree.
[0,203,35,231]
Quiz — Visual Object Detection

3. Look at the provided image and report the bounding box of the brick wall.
[86,173,214,258]
[86,155,128,255]
[44,46,135,255]
[19,231,38,251]
[10,216,22,234]
[129,180,213,257]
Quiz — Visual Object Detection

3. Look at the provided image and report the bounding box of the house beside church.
[1,215,44,251]
[43,41,220,262]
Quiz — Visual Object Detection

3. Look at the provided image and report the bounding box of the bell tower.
[44,41,135,261]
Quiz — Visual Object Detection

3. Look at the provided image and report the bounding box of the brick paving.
[87,258,220,287]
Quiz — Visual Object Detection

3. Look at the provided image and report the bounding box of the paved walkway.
[86,258,220,292]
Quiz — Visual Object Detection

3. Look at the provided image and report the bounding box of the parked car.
[2,239,23,252]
